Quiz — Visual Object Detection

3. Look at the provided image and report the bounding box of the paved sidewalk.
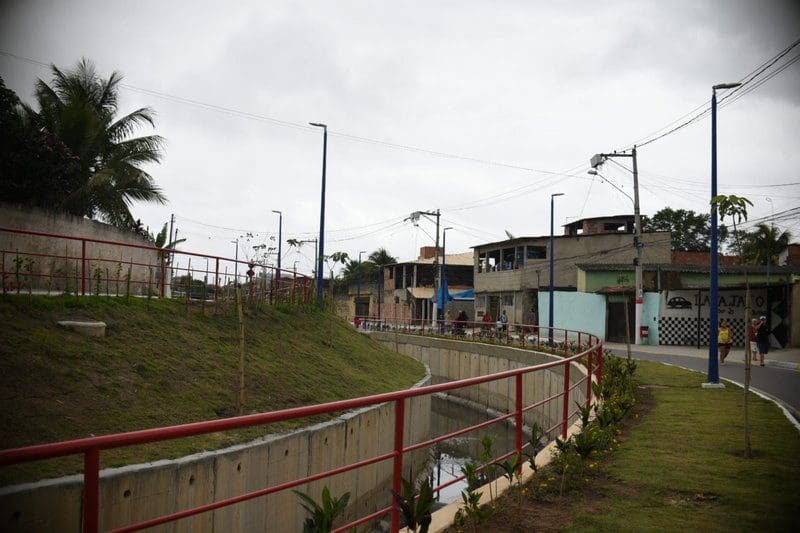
[604,341,800,371]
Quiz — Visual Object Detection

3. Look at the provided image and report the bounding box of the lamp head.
[309,122,327,129]
[712,82,741,90]
[587,169,598,176]
[272,209,281,215]
[551,192,565,198]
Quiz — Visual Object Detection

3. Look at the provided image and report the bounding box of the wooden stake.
[236,287,246,415]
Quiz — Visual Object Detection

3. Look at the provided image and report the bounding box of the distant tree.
[0,77,80,207]
[5,59,166,228]
[643,207,727,252]
[734,223,791,265]
[341,259,377,282]
[368,248,397,269]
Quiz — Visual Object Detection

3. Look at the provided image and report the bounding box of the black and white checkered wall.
[658,317,746,346]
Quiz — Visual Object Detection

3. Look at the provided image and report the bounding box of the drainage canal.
[426,394,528,505]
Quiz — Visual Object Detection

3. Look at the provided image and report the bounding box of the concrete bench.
[57,320,107,337]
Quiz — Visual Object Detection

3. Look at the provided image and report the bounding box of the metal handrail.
[0,226,313,302]
[0,319,602,532]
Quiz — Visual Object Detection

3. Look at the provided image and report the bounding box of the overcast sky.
[2,1,799,275]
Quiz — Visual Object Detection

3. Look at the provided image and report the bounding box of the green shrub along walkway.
[469,358,800,532]
[0,295,426,485]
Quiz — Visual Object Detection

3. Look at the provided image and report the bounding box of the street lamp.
[707,81,741,386]
[309,122,327,307]
[549,193,564,346]
[590,147,643,344]
[356,250,366,321]
[230,239,239,286]
[587,169,635,205]
[272,210,282,286]
[441,227,453,331]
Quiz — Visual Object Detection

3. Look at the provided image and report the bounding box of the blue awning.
[451,288,474,300]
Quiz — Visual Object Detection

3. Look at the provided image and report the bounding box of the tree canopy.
[0,59,166,228]
[733,223,792,266]
[643,207,727,252]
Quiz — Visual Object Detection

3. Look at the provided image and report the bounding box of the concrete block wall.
[0,203,161,295]
[0,379,432,533]
[370,332,589,435]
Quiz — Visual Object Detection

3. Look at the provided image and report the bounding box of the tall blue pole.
[310,123,328,307]
[549,193,562,345]
[708,90,720,384]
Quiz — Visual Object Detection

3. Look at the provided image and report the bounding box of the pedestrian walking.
[718,318,732,365]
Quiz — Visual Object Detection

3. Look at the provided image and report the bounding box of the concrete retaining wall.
[0,203,161,295]
[369,332,589,438]
[0,378,432,533]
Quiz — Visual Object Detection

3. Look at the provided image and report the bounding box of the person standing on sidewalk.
[718,319,732,365]
[756,316,770,367]
[750,318,760,362]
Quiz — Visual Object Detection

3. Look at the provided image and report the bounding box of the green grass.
[568,360,800,531]
[0,295,425,484]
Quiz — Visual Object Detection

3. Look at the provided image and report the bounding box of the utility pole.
[590,147,643,344]
[407,209,440,327]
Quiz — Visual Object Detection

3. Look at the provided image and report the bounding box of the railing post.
[515,374,523,456]
[562,361,570,440]
[563,329,568,356]
[159,251,166,298]
[586,349,593,407]
[81,239,86,295]
[596,345,603,388]
[214,258,220,301]
[391,398,405,533]
[83,447,100,533]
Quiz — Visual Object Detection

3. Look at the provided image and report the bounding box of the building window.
[503,294,513,306]
[515,247,525,268]
[527,246,547,259]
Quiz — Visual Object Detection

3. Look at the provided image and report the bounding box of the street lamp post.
[272,210,282,286]
[590,147,643,344]
[441,227,453,332]
[356,250,366,322]
[230,239,239,286]
[707,82,741,386]
[549,193,564,346]
[309,122,327,307]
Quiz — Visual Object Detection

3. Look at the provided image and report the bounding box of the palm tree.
[740,224,791,265]
[369,248,397,268]
[26,58,166,227]
[368,248,397,322]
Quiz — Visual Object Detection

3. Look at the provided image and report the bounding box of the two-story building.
[472,214,672,325]
[381,246,474,322]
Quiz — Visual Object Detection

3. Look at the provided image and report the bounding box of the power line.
[617,36,800,151]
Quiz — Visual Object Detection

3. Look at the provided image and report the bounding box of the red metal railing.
[353,315,589,356]
[0,325,602,533]
[0,227,313,304]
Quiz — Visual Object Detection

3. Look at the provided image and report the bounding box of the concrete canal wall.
[0,376,432,533]
[370,332,589,434]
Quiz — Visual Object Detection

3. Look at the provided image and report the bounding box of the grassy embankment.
[475,359,800,531]
[0,295,425,485]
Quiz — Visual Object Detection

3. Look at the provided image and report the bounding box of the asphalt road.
[627,348,800,422]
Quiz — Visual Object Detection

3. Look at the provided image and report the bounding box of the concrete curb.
[765,360,800,371]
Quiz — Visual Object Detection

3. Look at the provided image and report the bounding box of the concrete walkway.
[604,341,800,371]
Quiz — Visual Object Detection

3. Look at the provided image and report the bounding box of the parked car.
[667,296,692,309]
